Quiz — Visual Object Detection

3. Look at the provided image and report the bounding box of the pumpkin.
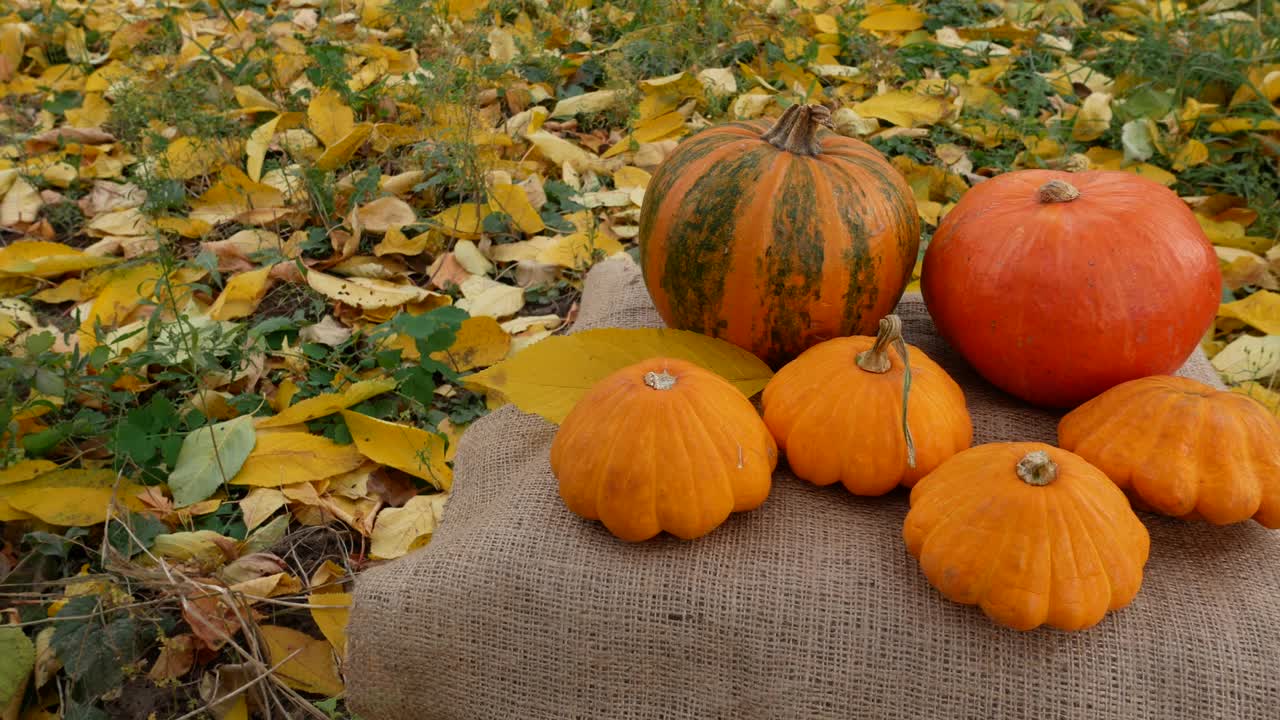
[638,103,920,368]
[904,443,1150,631]
[550,357,777,542]
[921,169,1222,408]
[1059,375,1280,527]
[762,315,971,495]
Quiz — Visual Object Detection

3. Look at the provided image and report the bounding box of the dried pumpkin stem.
[643,370,677,390]
[855,315,916,468]
[1016,451,1058,486]
[761,104,834,156]
[1036,179,1081,203]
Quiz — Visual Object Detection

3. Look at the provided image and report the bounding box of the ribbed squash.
[550,357,777,542]
[639,104,920,368]
[904,443,1150,631]
[762,315,971,495]
[1059,375,1280,527]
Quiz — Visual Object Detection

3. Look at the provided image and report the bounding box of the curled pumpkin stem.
[761,104,833,157]
[855,315,916,468]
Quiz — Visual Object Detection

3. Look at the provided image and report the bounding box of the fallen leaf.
[859,5,927,31]
[0,469,146,526]
[307,270,436,309]
[246,116,281,182]
[853,91,948,128]
[369,494,448,559]
[0,241,117,278]
[537,231,624,268]
[308,89,355,148]
[354,196,417,233]
[0,626,34,712]
[258,377,397,428]
[341,410,452,489]
[488,183,545,234]
[465,327,774,423]
[455,275,526,318]
[431,316,512,371]
[307,593,352,656]
[428,203,487,239]
[169,415,258,507]
[1219,291,1280,335]
[240,488,288,532]
[1071,92,1114,141]
[148,634,196,683]
[230,432,365,487]
[209,266,275,321]
[452,240,494,275]
[1211,334,1280,383]
[258,625,344,697]
[0,460,57,486]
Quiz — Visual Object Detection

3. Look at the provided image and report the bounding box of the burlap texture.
[349,255,1280,719]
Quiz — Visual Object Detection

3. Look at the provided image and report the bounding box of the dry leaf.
[258,378,397,428]
[341,411,452,490]
[369,494,448,559]
[258,625,344,697]
[308,593,353,656]
[230,432,366,487]
[1219,291,1280,335]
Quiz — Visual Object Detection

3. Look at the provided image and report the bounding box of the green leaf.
[1121,119,1155,163]
[0,626,35,710]
[167,415,258,507]
[50,597,146,700]
[464,327,775,424]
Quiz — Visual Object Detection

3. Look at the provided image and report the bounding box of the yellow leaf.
[307,270,436,309]
[1232,382,1280,416]
[246,115,280,183]
[341,411,452,490]
[32,278,86,303]
[369,494,448,559]
[307,89,355,148]
[0,460,56,486]
[525,130,599,171]
[154,217,214,238]
[190,167,286,226]
[1071,92,1113,141]
[229,432,365,487]
[1212,334,1280,383]
[258,626,344,697]
[488,184,545,234]
[153,531,231,569]
[1172,138,1209,170]
[86,207,153,237]
[431,316,511,371]
[612,166,651,190]
[1,176,43,226]
[1197,214,1248,248]
[307,593,352,656]
[373,226,431,256]
[550,90,622,118]
[78,263,165,348]
[859,6,927,31]
[455,276,525,318]
[156,137,238,181]
[852,91,947,127]
[428,203,487,239]
[0,240,117,278]
[234,86,281,113]
[1220,291,1280,335]
[1208,117,1280,133]
[634,111,687,143]
[315,124,374,171]
[1126,163,1176,186]
[0,469,145,526]
[536,231,624,268]
[465,327,774,424]
[239,488,287,531]
[354,196,417,233]
[209,266,274,321]
[258,378,397,428]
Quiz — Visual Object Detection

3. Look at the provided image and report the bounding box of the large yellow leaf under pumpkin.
[464,327,774,424]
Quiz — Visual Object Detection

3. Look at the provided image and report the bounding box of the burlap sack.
[349,255,1280,719]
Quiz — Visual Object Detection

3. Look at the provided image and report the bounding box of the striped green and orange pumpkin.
[638,103,920,368]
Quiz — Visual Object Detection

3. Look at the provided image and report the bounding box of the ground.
[0,0,1278,718]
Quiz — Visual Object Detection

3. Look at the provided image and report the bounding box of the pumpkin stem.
[855,315,917,469]
[1037,179,1081,203]
[761,103,833,156]
[643,370,677,390]
[1016,451,1058,486]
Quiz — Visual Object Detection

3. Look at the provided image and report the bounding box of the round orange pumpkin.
[638,104,920,368]
[921,170,1222,408]
[762,315,971,495]
[904,443,1150,631]
[550,357,777,542]
[1059,375,1280,527]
